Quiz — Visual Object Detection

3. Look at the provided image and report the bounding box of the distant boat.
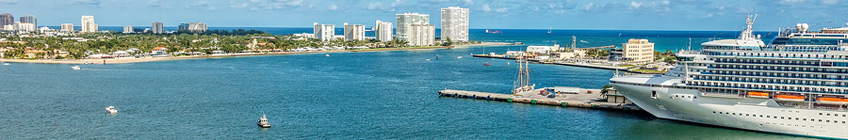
[105,106,118,114]
[457,56,463,59]
[257,114,271,128]
[425,59,430,61]
[485,29,502,34]
[71,66,81,70]
[3,63,9,66]
[483,62,491,66]
[325,54,330,57]
[580,40,589,43]
[547,27,552,34]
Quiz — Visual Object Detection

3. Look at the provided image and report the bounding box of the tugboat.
[483,62,490,66]
[71,66,81,70]
[257,114,271,128]
[105,106,118,114]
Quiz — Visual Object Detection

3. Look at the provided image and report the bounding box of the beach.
[0,42,513,64]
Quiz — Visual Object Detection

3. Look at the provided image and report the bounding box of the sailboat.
[547,27,552,34]
[512,55,535,94]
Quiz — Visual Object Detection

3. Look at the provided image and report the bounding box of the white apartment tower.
[621,39,655,63]
[343,22,365,41]
[61,23,74,32]
[396,12,429,41]
[313,22,335,41]
[375,20,393,42]
[440,6,469,42]
[409,24,435,46]
[80,15,96,33]
[123,25,134,33]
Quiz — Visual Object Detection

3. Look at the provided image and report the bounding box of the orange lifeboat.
[747,91,769,98]
[774,95,806,102]
[816,97,848,105]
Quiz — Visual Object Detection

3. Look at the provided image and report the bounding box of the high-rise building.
[188,22,207,33]
[61,23,74,32]
[0,13,12,26]
[19,15,36,28]
[621,39,655,63]
[123,25,134,33]
[396,12,429,41]
[178,23,189,31]
[343,22,365,41]
[440,6,469,42]
[80,15,96,33]
[313,22,335,41]
[375,20,393,42]
[409,24,435,46]
[152,22,164,34]
[13,22,36,32]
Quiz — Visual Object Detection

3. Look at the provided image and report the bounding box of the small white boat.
[325,54,330,57]
[457,56,463,59]
[71,66,81,70]
[425,59,430,61]
[3,63,9,66]
[105,106,118,114]
[257,114,271,128]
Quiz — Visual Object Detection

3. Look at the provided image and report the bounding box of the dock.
[438,88,642,111]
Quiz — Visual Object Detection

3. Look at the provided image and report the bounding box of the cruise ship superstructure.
[610,15,848,139]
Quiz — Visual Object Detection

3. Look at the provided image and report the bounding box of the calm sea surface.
[1,28,811,139]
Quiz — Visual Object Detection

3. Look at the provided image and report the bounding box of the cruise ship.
[610,15,848,139]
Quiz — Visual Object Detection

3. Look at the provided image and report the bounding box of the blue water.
[0,44,813,139]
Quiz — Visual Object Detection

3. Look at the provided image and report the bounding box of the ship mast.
[739,14,757,40]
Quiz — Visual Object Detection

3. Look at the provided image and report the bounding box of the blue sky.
[0,0,846,31]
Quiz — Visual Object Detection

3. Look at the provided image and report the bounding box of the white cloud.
[329,4,338,11]
[390,0,405,7]
[481,3,491,12]
[495,8,508,13]
[367,2,384,10]
[189,0,216,11]
[778,0,806,5]
[148,0,168,8]
[463,0,473,5]
[73,0,101,7]
[821,0,837,4]
[629,1,642,9]
[230,0,306,10]
[0,0,18,4]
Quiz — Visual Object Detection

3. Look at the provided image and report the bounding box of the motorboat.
[257,114,271,128]
[483,62,490,66]
[105,106,118,114]
[71,66,81,70]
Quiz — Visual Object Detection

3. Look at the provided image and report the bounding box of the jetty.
[438,88,641,111]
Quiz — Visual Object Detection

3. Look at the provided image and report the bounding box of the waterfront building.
[440,6,469,42]
[180,22,207,33]
[343,22,365,41]
[2,25,12,31]
[14,22,35,32]
[313,22,335,41]
[123,25,133,33]
[375,20,393,42]
[61,23,74,32]
[396,12,429,41]
[80,15,96,33]
[408,24,435,46]
[621,39,654,63]
[610,16,848,139]
[152,22,164,34]
[0,13,12,26]
[19,15,36,28]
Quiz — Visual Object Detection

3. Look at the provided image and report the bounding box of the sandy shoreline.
[0,42,515,65]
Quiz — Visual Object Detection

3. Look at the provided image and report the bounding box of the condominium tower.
[395,12,429,41]
[61,23,74,32]
[409,24,435,46]
[440,6,469,42]
[374,20,393,42]
[343,22,365,41]
[80,15,97,33]
[152,22,164,34]
[0,13,12,26]
[313,22,335,41]
[621,39,655,63]
[19,15,36,27]
[123,25,134,33]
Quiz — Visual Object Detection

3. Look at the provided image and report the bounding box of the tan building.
[621,39,654,63]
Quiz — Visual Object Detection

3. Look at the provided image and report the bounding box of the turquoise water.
[0,45,813,139]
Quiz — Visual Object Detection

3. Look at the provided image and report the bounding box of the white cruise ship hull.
[611,82,848,139]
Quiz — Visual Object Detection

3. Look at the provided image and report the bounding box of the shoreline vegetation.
[1,29,515,64]
[0,42,513,64]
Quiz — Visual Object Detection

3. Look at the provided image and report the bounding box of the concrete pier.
[438,88,642,111]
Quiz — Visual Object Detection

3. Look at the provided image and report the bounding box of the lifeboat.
[747,91,769,98]
[816,97,848,105]
[774,95,806,102]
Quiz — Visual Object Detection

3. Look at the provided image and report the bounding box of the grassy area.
[618,64,637,68]
[630,69,667,74]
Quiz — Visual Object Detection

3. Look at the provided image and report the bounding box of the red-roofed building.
[151,46,168,56]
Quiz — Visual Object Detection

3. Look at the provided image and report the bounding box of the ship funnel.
[796,23,809,33]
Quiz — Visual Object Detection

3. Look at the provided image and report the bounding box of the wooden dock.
[438,89,641,111]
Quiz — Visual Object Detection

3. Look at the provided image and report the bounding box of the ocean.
[1,28,809,139]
